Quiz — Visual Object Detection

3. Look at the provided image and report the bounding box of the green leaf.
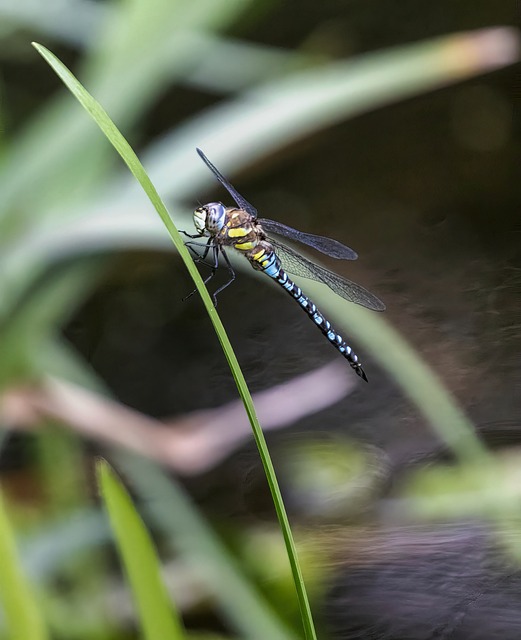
[20,458,297,640]
[114,452,298,640]
[0,489,49,640]
[97,460,185,640]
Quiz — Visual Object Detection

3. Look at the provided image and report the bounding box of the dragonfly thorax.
[194,202,226,236]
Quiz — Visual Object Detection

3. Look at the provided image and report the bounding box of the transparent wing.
[197,148,258,218]
[259,218,358,260]
[270,238,385,311]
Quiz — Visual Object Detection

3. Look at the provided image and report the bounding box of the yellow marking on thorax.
[227,226,250,239]
[223,209,263,253]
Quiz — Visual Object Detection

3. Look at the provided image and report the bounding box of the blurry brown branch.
[1,362,354,475]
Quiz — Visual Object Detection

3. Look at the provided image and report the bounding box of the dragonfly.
[183,148,385,382]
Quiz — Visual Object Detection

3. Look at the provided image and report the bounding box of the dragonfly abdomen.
[266,262,368,382]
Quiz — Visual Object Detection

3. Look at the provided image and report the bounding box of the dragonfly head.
[194,202,226,235]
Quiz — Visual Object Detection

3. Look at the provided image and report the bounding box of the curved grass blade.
[32,43,317,640]
[114,451,299,640]
[142,28,519,206]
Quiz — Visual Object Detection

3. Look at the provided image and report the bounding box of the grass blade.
[114,451,299,640]
[97,460,185,640]
[0,489,49,640]
[33,42,317,640]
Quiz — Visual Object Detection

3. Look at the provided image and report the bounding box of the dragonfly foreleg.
[179,229,205,239]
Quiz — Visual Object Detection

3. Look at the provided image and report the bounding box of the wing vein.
[269,238,385,311]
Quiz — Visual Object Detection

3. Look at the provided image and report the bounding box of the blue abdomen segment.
[257,254,368,381]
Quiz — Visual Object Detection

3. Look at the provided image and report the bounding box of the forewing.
[259,218,358,260]
[197,148,258,218]
[270,239,385,311]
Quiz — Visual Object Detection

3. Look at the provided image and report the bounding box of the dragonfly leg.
[180,229,205,239]
[185,237,214,266]
[210,247,235,306]
[182,242,220,302]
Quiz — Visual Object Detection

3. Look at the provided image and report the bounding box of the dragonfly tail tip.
[358,367,369,382]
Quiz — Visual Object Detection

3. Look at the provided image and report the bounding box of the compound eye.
[206,202,226,231]
[209,203,225,218]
